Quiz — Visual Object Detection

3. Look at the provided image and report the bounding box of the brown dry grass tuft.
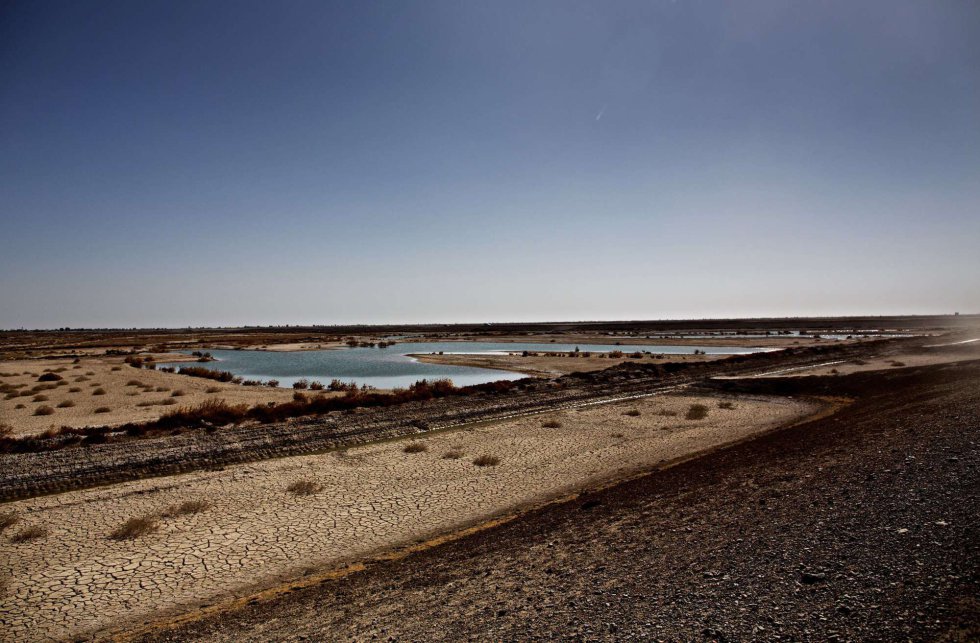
[473,455,501,467]
[56,400,75,408]
[623,409,641,417]
[541,420,562,428]
[442,449,464,459]
[92,388,106,396]
[287,479,322,496]
[110,516,159,540]
[34,405,55,416]
[685,404,709,420]
[403,442,428,453]
[160,500,210,518]
[10,525,47,543]
[0,511,19,533]
[718,401,735,409]
[94,406,111,413]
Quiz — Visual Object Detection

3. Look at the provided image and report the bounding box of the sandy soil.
[0,391,818,642]
[0,356,300,438]
[412,351,725,377]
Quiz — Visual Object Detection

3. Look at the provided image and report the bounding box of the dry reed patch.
[287,480,322,496]
[9,525,47,543]
[473,455,501,467]
[110,516,159,540]
[685,404,709,420]
[403,442,428,454]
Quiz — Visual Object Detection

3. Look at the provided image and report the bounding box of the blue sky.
[1,0,978,328]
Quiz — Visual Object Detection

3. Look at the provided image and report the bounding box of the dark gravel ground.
[140,360,979,642]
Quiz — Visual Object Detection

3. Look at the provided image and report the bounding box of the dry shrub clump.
[685,404,709,420]
[92,388,106,396]
[623,409,641,417]
[56,400,75,408]
[473,455,501,467]
[110,516,159,540]
[32,394,49,402]
[658,409,679,417]
[442,449,464,459]
[205,386,221,394]
[287,479,322,496]
[541,420,562,428]
[718,401,735,409]
[34,405,55,416]
[10,525,48,543]
[171,389,186,397]
[403,442,428,454]
[94,406,111,414]
[68,387,82,393]
[37,372,62,382]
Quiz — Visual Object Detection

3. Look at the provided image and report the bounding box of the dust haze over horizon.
[1,1,978,330]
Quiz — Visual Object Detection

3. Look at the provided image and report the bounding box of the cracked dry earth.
[0,392,816,642]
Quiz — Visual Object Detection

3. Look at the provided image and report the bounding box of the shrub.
[34,405,55,416]
[111,366,122,371]
[110,516,158,540]
[473,455,501,467]
[68,387,81,393]
[266,380,280,388]
[542,420,562,428]
[126,380,143,387]
[56,400,75,408]
[442,449,463,459]
[658,410,678,417]
[176,367,239,383]
[94,406,111,413]
[717,401,735,410]
[14,404,25,409]
[609,350,624,358]
[155,386,169,392]
[37,372,62,382]
[92,388,106,396]
[309,381,325,391]
[9,525,47,543]
[160,500,210,518]
[623,409,641,417]
[206,386,221,393]
[292,379,310,390]
[403,442,427,453]
[287,480,321,496]
[171,390,186,397]
[32,394,49,402]
[157,399,248,428]
[685,404,709,420]
[0,511,18,533]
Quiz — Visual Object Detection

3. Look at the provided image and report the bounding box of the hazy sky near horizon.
[1,1,978,329]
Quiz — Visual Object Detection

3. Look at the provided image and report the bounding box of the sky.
[1,0,978,329]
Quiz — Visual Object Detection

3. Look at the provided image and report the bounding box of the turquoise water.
[168,341,770,389]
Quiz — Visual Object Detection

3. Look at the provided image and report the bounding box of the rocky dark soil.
[141,360,979,642]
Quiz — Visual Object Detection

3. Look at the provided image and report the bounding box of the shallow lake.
[168,341,771,389]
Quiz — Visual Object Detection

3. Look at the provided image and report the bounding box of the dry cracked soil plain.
[135,361,980,643]
[1,391,816,641]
